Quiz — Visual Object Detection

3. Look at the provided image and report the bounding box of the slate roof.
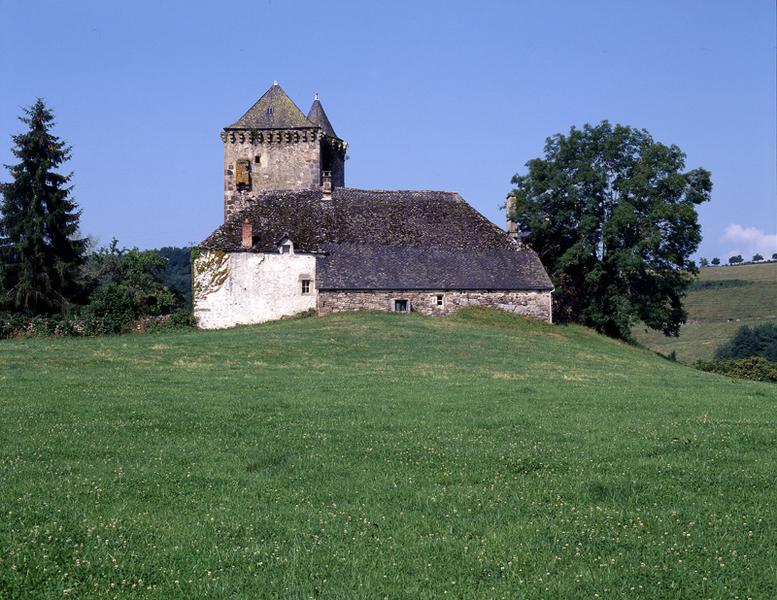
[317,244,551,291]
[199,188,553,291]
[306,97,337,138]
[226,82,316,130]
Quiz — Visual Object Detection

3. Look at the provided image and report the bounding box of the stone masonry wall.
[223,133,321,220]
[317,290,552,322]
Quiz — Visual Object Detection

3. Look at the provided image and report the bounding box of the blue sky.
[1,0,775,261]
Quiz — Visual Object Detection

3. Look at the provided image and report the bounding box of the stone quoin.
[193,82,553,329]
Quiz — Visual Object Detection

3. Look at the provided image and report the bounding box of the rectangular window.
[281,245,291,254]
[235,159,251,190]
[301,279,310,294]
[436,294,444,306]
[254,155,261,164]
[393,299,409,313]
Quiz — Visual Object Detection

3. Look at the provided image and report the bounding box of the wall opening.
[236,159,251,191]
[393,299,409,313]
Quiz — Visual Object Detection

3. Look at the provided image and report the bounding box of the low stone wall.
[317,290,552,322]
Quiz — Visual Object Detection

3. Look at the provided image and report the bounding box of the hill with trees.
[633,261,777,362]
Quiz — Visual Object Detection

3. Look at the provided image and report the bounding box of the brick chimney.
[322,170,332,199]
[241,217,252,248]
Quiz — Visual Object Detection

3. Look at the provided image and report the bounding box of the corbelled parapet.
[221,129,322,144]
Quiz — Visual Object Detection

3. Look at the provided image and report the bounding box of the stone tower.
[221,82,347,221]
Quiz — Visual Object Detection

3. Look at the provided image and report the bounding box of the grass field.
[633,262,777,363]
[1,309,776,598]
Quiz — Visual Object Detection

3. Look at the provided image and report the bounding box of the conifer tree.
[0,99,85,314]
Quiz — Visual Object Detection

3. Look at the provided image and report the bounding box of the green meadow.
[1,309,776,598]
[633,261,777,363]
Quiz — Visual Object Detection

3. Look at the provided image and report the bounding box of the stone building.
[193,82,553,329]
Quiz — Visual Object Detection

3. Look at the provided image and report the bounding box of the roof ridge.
[226,82,317,130]
[337,187,460,195]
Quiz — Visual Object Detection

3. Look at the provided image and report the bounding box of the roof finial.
[314,92,319,101]
[273,80,279,86]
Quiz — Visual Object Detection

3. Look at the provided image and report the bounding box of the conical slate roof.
[306,96,337,138]
[226,82,315,130]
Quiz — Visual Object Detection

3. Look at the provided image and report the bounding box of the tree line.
[2,102,733,343]
[0,100,192,337]
[699,254,776,267]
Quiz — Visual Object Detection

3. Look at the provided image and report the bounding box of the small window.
[254,155,261,164]
[266,107,273,116]
[436,294,444,306]
[235,159,251,190]
[301,280,311,294]
[281,244,291,254]
[393,299,409,313]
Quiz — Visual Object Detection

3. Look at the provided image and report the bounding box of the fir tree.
[0,99,85,314]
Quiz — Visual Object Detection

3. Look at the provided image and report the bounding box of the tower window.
[301,280,311,294]
[254,155,261,164]
[393,299,409,313]
[235,159,251,190]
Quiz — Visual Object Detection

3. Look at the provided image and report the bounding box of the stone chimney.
[322,171,332,199]
[506,193,518,241]
[241,217,252,249]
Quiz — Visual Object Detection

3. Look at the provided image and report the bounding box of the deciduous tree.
[510,121,711,339]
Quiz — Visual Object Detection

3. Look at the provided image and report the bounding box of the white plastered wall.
[193,245,317,329]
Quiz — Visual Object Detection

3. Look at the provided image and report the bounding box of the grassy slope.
[633,262,777,363]
[1,310,776,598]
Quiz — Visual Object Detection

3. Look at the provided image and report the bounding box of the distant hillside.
[633,261,777,362]
[155,246,192,306]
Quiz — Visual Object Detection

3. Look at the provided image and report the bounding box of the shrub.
[715,324,777,362]
[79,241,191,334]
[695,357,777,383]
[141,308,198,333]
[0,312,85,339]
[83,283,137,334]
[0,311,25,339]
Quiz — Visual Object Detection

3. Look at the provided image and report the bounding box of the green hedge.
[695,357,777,383]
